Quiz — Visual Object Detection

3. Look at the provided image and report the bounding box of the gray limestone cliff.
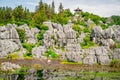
[0,22,120,65]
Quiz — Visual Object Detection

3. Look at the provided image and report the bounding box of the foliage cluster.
[44,48,59,58]
[109,59,120,68]
[16,28,26,43]
[6,53,19,59]
[22,43,35,52]
[80,35,95,49]
[111,16,120,25]
[37,25,49,46]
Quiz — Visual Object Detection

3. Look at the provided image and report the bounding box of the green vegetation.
[81,34,95,49]
[111,16,120,25]
[115,43,120,48]
[16,28,26,43]
[6,53,19,59]
[44,48,59,58]
[23,53,33,59]
[22,43,35,52]
[109,59,120,68]
[13,67,28,80]
[37,70,44,80]
[0,0,72,27]
[37,25,49,46]
[72,24,82,33]
[61,60,83,65]
[83,27,91,33]
[81,12,102,25]
[22,43,35,58]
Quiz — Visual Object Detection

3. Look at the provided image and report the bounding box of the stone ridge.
[0,22,120,65]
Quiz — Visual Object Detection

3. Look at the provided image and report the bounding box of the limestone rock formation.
[83,46,112,65]
[0,24,22,58]
[1,62,21,71]
[0,22,120,65]
[112,49,120,60]
[32,46,47,58]
[91,26,115,47]
[18,24,40,44]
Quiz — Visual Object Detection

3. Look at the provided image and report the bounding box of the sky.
[0,0,120,17]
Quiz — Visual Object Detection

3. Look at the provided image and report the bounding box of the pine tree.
[12,5,24,21]
[52,1,55,14]
[59,3,63,14]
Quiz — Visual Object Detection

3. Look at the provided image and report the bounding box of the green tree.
[12,5,24,21]
[51,1,55,15]
[59,3,64,14]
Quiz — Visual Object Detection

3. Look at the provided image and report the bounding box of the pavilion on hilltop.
[74,7,82,14]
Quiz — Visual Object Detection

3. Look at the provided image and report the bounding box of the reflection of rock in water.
[0,69,120,80]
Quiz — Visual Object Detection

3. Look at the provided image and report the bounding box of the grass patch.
[80,34,96,49]
[116,43,120,48]
[60,60,83,65]
[44,48,59,58]
[109,59,120,68]
[6,53,19,59]
[22,43,35,52]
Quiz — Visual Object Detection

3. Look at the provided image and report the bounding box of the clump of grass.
[23,53,33,59]
[34,64,40,70]
[6,53,19,59]
[80,34,95,49]
[109,59,120,68]
[44,48,59,58]
[60,60,83,65]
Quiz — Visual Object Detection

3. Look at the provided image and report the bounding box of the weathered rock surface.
[1,22,120,65]
[33,21,120,65]
[112,49,120,60]
[91,25,120,47]
[83,46,112,65]
[18,24,40,44]
[32,46,47,58]
[0,24,22,58]
[0,62,21,71]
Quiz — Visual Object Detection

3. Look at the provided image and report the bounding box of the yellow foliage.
[6,53,19,59]
[34,64,40,70]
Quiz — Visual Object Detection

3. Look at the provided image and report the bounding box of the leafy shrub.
[37,40,43,46]
[0,23,4,26]
[83,28,91,33]
[37,70,43,80]
[36,24,49,30]
[23,53,33,59]
[37,25,48,41]
[111,15,120,25]
[100,24,108,30]
[6,53,19,59]
[115,43,120,48]
[44,48,59,58]
[37,30,46,40]
[80,35,95,49]
[72,24,82,33]
[22,43,35,52]
[16,28,26,43]
[14,67,28,75]
[15,21,25,26]
[109,59,120,68]
[75,20,87,26]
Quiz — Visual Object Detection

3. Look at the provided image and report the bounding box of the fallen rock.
[1,62,21,71]
[32,46,47,59]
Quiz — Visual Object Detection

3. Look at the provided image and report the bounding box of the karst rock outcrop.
[0,21,120,65]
